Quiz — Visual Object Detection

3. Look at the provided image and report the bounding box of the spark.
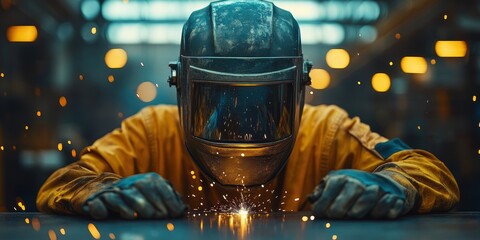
[301,216,308,222]
[60,228,66,235]
[0,72,4,77]
[25,218,30,224]
[32,218,40,231]
[17,201,25,211]
[294,198,300,201]
[58,143,63,151]
[36,111,41,117]
[389,61,393,66]
[88,223,101,239]
[326,222,331,228]
[332,235,338,240]
[59,96,67,107]
[91,27,97,35]
[473,95,477,102]
[166,223,174,231]
[310,216,315,220]
[443,14,448,20]
[198,186,203,191]
[48,229,57,240]
[357,81,361,85]
[109,233,116,239]
[140,62,144,67]
[79,74,84,80]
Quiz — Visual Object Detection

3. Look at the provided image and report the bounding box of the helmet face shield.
[173,56,306,186]
[192,82,292,143]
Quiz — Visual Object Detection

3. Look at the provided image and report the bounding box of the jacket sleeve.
[36,107,154,215]
[329,108,460,213]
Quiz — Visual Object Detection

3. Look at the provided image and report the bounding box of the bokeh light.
[105,48,128,69]
[7,26,38,42]
[326,49,350,69]
[400,56,427,74]
[81,0,101,20]
[59,96,67,107]
[309,69,331,90]
[371,73,391,92]
[136,81,157,102]
[435,41,467,57]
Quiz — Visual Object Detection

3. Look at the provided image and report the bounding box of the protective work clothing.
[36,0,459,219]
[310,169,415,219]
[36,105,459,219]
[83,173,187,219]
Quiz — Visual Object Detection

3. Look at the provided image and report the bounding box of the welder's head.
[168,0,312,186]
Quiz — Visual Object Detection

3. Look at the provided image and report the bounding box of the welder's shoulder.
[138,104,178,120]
[134,104,180,129]
[301,104,349,127]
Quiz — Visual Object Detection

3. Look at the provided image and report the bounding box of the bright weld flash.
[237,207,249,216]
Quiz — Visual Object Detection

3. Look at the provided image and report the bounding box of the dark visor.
[192,82,293,143]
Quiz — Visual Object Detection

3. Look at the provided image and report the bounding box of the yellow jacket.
[37,104,459,215]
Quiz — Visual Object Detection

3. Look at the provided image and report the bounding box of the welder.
[37,0,459,219]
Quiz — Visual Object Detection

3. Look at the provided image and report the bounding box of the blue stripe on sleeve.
[374,138,412,159]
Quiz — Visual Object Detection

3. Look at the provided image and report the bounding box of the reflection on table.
[0,211,479,240]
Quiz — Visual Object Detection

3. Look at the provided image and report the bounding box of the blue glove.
[309,169,414,219]
[83,172,187,219]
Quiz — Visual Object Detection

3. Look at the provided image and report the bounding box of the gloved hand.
[309,169,415,219]
[82,172,188,220]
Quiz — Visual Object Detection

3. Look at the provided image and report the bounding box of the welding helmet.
[168,0,312,186]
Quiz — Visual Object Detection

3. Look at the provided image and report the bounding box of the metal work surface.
[0,212,479,240]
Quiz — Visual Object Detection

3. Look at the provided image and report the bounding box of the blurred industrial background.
[0,0,479,212]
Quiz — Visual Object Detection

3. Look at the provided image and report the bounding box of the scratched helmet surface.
[168,0,311,186]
